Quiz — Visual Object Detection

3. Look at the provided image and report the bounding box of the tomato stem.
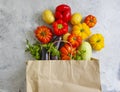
[41,31,46,36]
[73,37,77,40]
[96,39,100,43]
[80,29,84,32]
[90,19,93,22]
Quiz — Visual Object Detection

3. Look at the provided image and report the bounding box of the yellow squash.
[72,23,91,40]
[89,33,104,51]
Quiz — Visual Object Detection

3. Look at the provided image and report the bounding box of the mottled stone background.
[0,0,120,92]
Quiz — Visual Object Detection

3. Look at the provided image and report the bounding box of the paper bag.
[26,58,102,92]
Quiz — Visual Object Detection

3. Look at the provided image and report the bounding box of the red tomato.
[67,34,82,48]
[60,44,75,60]
[34,26,53,44]
[84,15,97,28]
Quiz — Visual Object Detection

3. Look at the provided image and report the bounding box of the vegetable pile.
[25,4,105,60]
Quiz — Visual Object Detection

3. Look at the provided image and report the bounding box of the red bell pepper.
[53,19,68,36]
[55,4,71,23]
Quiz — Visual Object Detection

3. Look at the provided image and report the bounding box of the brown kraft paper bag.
[26,58,102,92]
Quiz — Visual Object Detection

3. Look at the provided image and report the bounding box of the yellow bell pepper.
[89,33,104,51]
[72,23,91,40]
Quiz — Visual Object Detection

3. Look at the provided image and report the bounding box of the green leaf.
[25,40,41,60]
[43,42,60,57]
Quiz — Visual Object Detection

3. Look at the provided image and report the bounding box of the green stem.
[58,24,63,29]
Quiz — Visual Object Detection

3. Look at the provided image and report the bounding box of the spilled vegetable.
[25,4,104,60]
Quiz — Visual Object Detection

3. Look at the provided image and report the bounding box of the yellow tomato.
[63,33,71,41]
[42,10,55,24]
[70,13,82,25]
[72,23,91,40]
[89,33,104,51]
